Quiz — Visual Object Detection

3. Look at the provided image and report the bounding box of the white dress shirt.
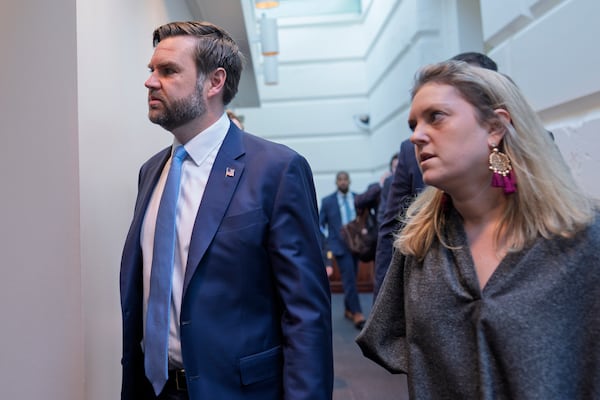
[141,113,230,368]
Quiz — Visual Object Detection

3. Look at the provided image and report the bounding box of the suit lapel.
[182,126,245,297]
[330,193,343,228]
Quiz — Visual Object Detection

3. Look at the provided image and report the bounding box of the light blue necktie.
[145,145,187,395]
[343,194,353,224]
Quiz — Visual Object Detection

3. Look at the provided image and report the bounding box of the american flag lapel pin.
[226,167,235,177]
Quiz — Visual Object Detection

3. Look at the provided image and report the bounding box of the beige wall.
[0,0,82,398]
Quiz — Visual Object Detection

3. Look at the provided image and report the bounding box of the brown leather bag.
[340,208,378,262]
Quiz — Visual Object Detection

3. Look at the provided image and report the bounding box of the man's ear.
[206,67,226,99]
[490,108,511,144]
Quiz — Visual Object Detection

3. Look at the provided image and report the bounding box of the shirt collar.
[336,191,352,203]
[172,113,230,166]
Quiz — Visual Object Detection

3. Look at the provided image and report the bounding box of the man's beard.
[149,81,206,131]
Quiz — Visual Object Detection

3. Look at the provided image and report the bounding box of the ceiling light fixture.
[259,14,279,56]
[255,0,279,9]
[257,13,279,85]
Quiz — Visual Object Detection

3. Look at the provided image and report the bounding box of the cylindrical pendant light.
[260,15,279,56]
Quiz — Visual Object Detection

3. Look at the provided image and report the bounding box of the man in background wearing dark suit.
[320,171,366,330]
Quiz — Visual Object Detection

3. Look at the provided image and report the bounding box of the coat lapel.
[330,193,343,228]
[182,126,245,297]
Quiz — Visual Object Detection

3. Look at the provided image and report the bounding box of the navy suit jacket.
[319,191,356,257]
[120,124,333,399]
[374,139,424,299]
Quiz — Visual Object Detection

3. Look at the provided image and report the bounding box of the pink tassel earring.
[489,145,517,194]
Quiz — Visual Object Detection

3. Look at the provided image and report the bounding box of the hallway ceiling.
[259,0,362,19]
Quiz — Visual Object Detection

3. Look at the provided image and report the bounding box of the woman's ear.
[490,108,512,144]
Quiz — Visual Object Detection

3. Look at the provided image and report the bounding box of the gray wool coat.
[357,208,600,400]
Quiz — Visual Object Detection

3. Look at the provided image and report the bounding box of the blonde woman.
[357,60,600,399]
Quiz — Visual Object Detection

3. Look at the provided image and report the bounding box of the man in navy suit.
[373,139,424,300]
[320,171,365,329]
[120,21,333,400]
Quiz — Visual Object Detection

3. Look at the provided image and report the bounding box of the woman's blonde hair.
[396,60,597,259]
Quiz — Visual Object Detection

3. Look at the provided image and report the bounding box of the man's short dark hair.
[389,153,399,170]
[451,52,498,71]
